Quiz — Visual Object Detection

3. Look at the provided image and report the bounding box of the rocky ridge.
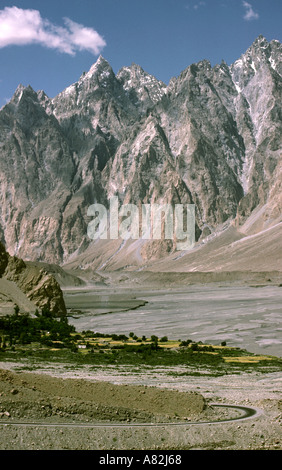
[0,242,66,316]
[0,36,281,270]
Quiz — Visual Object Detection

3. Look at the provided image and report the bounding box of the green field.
[1,309,281,376]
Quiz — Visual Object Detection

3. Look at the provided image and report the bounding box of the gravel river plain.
[64,283,282,358]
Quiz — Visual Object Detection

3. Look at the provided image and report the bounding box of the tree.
[14,305,20,316]
[160,336,168,342]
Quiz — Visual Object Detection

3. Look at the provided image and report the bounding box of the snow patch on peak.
[269,57,277,71]
[82,55,112,81]
[63,84,77,96]
[234,82,242,94]
[117,64,167,106]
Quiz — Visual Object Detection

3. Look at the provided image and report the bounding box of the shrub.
[179,339,192,347]
[111,334,128,341]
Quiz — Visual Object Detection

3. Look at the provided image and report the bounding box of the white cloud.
[185,1,206,10]
[193,1,206,10]
[242,1,259,21]
[0,6,106,55]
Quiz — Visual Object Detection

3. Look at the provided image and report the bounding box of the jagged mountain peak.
[195,59,212,70]
[4,84,48,126]
[117,62,166,87]
[250,34,281,57]
[36,89,50,104]
[96,54,110,65]
[10,83,37,104]
[232,35,281,68]
[117,62,167,110]
[118,62,154,78]
[0,37,280,268]
[252,34,268,46]
[50,55,116,107]
[80,54,114,81]
[230,34,282,92]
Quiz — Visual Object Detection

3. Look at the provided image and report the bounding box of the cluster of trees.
[0,309,227,359]
[0,306,75,350]
[81,331,169,344]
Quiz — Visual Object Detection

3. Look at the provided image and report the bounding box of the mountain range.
[0,35,281,273]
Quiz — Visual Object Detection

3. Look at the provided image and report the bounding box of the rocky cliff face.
[0,243,8,276]
[0,36,281,269]
[0,243,66,316]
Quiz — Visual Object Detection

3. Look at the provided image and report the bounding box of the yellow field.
[71,336,277,364]
[223,355,274,363]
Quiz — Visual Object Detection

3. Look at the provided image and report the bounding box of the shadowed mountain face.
[0,36,281,270]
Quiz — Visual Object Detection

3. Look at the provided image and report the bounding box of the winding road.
[0,403,263,428]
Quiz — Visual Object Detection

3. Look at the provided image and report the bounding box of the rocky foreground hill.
[0,242,66,316]
[0,35,281,271]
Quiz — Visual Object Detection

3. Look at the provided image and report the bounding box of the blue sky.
[0,0,281,107]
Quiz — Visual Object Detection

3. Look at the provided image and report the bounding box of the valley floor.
[0,271,281,451]
[0,361,281,450]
